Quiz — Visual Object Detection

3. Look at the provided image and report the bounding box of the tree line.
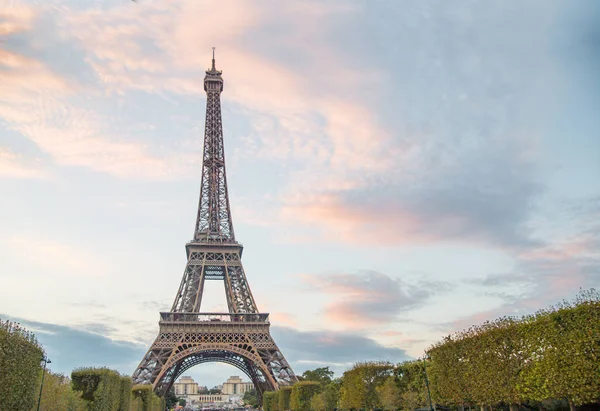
[261,289,599,411]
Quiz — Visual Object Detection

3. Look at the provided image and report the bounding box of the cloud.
[6,235,109,277]
[0,315,145,376]
[0,147,46,179]
[302,270,451,328]
[271,326,411,374]
[455,203,600,332]
[0,4,198,180]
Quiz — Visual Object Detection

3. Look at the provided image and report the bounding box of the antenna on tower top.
[212,47,216,70]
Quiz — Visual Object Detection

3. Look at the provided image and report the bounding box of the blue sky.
[1,0,599,387]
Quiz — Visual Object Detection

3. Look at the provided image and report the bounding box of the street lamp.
[36,356,51,411]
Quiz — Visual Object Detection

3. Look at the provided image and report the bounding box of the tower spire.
[212,47,216,71]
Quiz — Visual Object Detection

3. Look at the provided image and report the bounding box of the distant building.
[174,376,198,396]
[222,376,254,395]
[173,376,230,406]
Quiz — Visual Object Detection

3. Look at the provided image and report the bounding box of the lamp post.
[36,356,51,411]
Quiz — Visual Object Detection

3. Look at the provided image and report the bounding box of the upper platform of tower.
[204,48,223,93]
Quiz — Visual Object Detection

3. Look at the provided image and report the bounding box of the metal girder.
[133,54,297,395]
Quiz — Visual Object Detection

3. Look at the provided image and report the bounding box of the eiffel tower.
[132,50,297,397]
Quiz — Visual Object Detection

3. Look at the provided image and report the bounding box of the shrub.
[131,384,166,411]
[71,367,122,411]
[290,381,321,411]
[37,372,87,411]
[263,391,277,411]
[278,385,293,411]
[0,320,44,411]
[427,289,600,409]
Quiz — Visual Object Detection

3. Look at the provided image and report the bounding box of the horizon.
[1,0,598,389]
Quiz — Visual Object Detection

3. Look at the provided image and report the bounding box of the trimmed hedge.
[427,289,600,408]
[263,391,278,411]
[290,381,320,411]
[71,367,124,411]
[118,376,132,411]
[0,320,44,411]
[131,385,166,411]
[278,385,293,411]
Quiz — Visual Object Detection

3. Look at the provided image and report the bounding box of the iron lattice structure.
[132,53,297,397]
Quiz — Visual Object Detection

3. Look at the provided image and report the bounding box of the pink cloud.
[269,312,297,327]
[0,148,46,179]
[303,271,432,329]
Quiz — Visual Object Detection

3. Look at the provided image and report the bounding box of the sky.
[1,0,599,388]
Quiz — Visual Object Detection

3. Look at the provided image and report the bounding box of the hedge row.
[0,319,44,411]
[279,385,293,410]
[427,290,600,409]
[130,384,167,411]
[71,368,164,411]
[263,391,279,411]
[290,381,321,411]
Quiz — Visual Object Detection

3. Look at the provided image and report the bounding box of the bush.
[0,320,44,411]
[290,381,321,411]
[427,289,600,409]
[278,385,293,411]
[71,367,123,411]
[131,384,166,411]
[37,372,87,411]
[263,391,278,411]
[118,376,132,411]
[339,362,393,410]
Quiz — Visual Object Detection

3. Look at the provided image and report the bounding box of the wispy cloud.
[303,270,452,328]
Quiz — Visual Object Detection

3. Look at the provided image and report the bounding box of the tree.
[321,380,341,411]
[377,376,401,410]
[290,381,321,411]
[301,367,335,386]
[340,362,393,410]
[37,372,87,411]
[243,389,259,408]
[178,398,186,406]
[395,360,429,410]
[310,392,326,411]
[517,292,600,410]
[0,320,44,411]
[164,389,178,409]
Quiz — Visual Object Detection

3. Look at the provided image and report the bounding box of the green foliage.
[178,398,186,406]
[278,386,293,411]
[301,366,335,386]
[117,376,132,411]
[36,372,87,411]
[243,388,259,408]
[340,361,393,410]
[71,367,123,410]
[377,376,401,411]
[0,319,44,411]
[321,381,341,411]
[164,389,178,408]
[310,392,326,411]
[427,289,600,408]
[394,360,429,410]
[290,381,321,411]
[264,391,278,411]
[517,292,600,406]
[131,385,166,411]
